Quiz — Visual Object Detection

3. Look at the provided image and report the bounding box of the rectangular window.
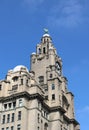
[17,124,21,130]
[13,102,16,108]
[9,103,11,109]
[12,85,18,90]
[39,76,44,84]
[19,99,22,107]
[6,127,9,130]
[52,94,55,100]
[2,115,5,124]
[0,84,2,90]
[38,113,40,123]
[18,111,21,120]
[2,128,4,130]
[21,79,23,85]
[4,104,7,110]
[11,126,14,130]
[52,84,55,90]
[7,114,10,123]
[11,113,14,122]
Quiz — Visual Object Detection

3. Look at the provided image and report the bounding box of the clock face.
[56,62,61,75]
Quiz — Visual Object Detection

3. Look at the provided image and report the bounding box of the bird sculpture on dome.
[44,28,49,34]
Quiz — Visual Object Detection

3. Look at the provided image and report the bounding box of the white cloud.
[47,0,89,28]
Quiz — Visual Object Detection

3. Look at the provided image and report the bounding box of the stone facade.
[0,31,80,130]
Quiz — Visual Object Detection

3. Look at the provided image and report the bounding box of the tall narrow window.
[7,114,10,123]
[43,47,46,54]
[0,84,2,90]
[38,48,41,54]
[38,114,40,123]
[4,104,7,110]
[18,111,21,120]
[11,113,14,122]
[11,126,14,130]
[52,84,55,90]
[9,103,11,109]
[52,94,55,100]
[13,102,16,109]
[17,124,21,130]
[2,115,5,124]
[26,79,28,86]
[6,127,9,130]
[21,79,23,85]
[19,99,23,107]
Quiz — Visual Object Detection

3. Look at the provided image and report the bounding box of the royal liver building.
[0,31,80,130]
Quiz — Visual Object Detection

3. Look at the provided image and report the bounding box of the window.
[21,79,23,85]
[38,114,40,123]
[26,79,28,86]
[2,115,5,124]
[52,84,55,90]
[13,102,16,108]
[38,127,39,130]
[50,74,53,78]
[45,96,48,100]
[0,84,2,90]
[18,111,21,120]
[2,128,4,130]
[4,104,7,110]
[11,126,14,130]
[9,103,11,109]
[43,47,46,54]
[6,127,9,130]
[52,94,55,100]
[17,124,21,130]
[19,99,23,107]
[12,85,18,90]
[39,76,44,84]
[12,76,18,82]
[11,113,14,122]
[7,114,10,123]
[38,48,41,54]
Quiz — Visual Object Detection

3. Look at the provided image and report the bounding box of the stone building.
[0,31,80,130]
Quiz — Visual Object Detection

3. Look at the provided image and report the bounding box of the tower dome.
[13,65,28,72]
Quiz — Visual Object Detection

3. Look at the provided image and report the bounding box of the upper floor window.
[11,113,15,122]
[18,111,21,120]
[11,126,14,130]
[12,85,18,91]
[6,127,9,130]
[2,115,5,124]
[52,84,55,90]
[4,104,7,110]
[12,76,18,82]
[21,79,23,85]
[7,114,10,123]
[39,76,44,84]
[52,94,55,100]
[0,84,2,90]
[19,99,23,107]
[38,48,41,54]
[17,124,21,130]
[43,47,46,54]
[13,101,16,109]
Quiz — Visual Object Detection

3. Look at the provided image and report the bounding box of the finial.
[44,28,49,34]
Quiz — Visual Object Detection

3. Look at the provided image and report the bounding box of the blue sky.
[0,0,89,129]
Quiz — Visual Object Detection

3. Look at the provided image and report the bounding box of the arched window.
[38,48,41,54]
[12,76,18,82]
